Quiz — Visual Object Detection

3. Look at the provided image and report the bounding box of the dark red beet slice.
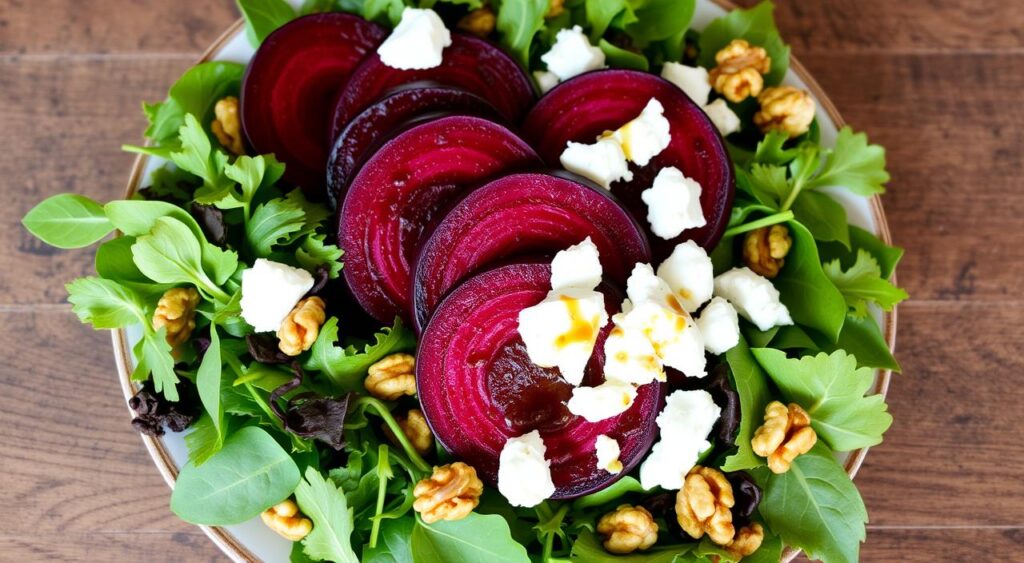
[522,69,735,260]
[325,82,499,209]
[417,262,664,498]
[332,33,534,129]
[339,116,540,323]
[412,172,651,332]
[241,14,385,196]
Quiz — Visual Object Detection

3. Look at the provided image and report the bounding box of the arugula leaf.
[598,39,649,71]
[286,188,331,236]
[697,1,790,85]
[806,126,889,196]
[295,466,360,563]
[362,516,414,563]
[790,189,849,247]
[752,348,892,451]
[775,221,847,342]
[65,277,147,329]
[624,0,695,43]
[305,317,416,392]
[184,413,223,466]
[585,0,628,39]
[22,194,114,249]
[132,328,180,400]
[721,335,772,471]
[752,443,867,563]
[95,237,172,298]
[247,197,306,257]
[496,0,548,69]
[131,217,231,302]
[411,513,530,563]
[237,0,296,45]
[142,62,245,146]
[819,225,903,280]
[824,250,908,317]
[297,233,345,279]
[170,114,232,192]
[196,325,224,440]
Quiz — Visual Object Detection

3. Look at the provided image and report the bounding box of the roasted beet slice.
[522,69,735,260]
[331,33,534,129]
[339,116,540,323]
[417,262,664,498]
[241,14,385,195]
[412,172,651,332]
[326,82,498,209]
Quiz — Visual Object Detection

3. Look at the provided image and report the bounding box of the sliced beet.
[241,14,386,196]
[412,172,651,332]
[331,33,534,129]
[417,262,665,498]
[326,82,499,209]
[339,116,540,323]
[522,69,735,260]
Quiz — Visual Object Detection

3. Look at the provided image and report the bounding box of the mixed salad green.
[21,1,906,561]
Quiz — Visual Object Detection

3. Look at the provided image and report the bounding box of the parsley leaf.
[753,130,797,165]
[824,250,908,317]
[66,276,147,329]
[819,225,903,280]
[752,348,893,451]
[305,317,416,392]
[246,196,306,258]
[295,466,360,563]
[170,114,232,193]
[296,233,345,279]
[806,127,889,196]
[132,327,180,401]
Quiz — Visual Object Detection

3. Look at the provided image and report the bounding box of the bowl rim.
[111,6,898,562]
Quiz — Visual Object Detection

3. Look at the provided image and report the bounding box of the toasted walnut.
[365,353,417,400]
[676,466,735,545]
[152,287,200,347]
[709,39,771,103]
[751,401,817,473]
[383,408,434,455]
[597,504,659,554]
[413,462,484,523]
[753,86,816,138]
[277,297,326,356]
[211,96,245,155]
[546,0,565,18]
[261,499,312,541]
[724,523,765,560]
[457,7,496,37]
[742,224,792,278]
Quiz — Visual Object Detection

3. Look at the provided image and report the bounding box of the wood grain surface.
[1,0,1021,561]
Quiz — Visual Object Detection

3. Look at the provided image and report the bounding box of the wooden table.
[2,1,1021,560]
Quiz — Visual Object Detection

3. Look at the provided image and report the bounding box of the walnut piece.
[676,465,735,545]
[709,39,771,103]
[751,401,818,474]
[456,7,496,37]
[152,287,200,347]
[413,462,483,523]
[725,523,765,561]
[596,504,659,554]
[742,224,792,278]
[365,353,417,400]
[261,499,312,541]
[753,86,816,138]
[211,96,245,155]
[546,0,565,18]
[277,297,326,356]
[384,408,434,455]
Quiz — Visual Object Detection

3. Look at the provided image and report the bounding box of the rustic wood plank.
[0,532,225,562]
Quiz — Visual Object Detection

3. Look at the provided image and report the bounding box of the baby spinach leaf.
[815,314,900,372]
[751,348,892,451]
[585,0,629,39]
[790,190,849,247]
[697,1,790,85]
[184,413,223,466]
[598,39,649,71]
[769,324,818,350]
[496,0,548,68]
[570,530,692,562]
[132,217,229,302]
[296,233,345,279]
[806,127,889,196]
[411,513,530,563]
[751,443,867,563]
[305,317,416,392]
[247,197,306,257]
[823,250,908,317]
[720,335,771,471]
[237,0,297,45]
[22,194,114,249]
[624,0,695,42]
[363,516,414,563]
[142,62,245,146]
[65,277,147,329]
[775,221,846,342]
[819,225,903,280]
[295,466,360,563]
[171,426,300,525]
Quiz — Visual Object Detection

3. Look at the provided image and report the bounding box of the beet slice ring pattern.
[417,261,665,498]
[241,14,385,196]
[522,69,735,260]
[339,115,541,323]
[325,82,499,209]
[331,33,535,129]
[412,172,651,332]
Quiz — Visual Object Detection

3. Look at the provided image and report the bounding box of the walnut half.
[413,462,483,524]
[597,504,659,554]
[152,287,200,347]
[753,86,816,138]
[751,401,817,473]
[676,465,735,545]
[709,39,771,103]
[365,353,417,400]
[742,224,792,278]
[261,499,312,541]
[277,296,326,356]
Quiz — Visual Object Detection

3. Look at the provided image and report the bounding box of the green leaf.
[585,0,628,39]
[237,0,296,45]
[132,328,180,400]
[411,513,530,563]
[570,530,692,562]
[65,277,147,329]
[775,221,847,341]
[296,233,345,279]
[363,516,414,563]
[496,0,548,68]
[171,114,231,191]
[22,194,114,249]
[753,130,796,165]
[819,225,903,280]
[720,335,771,471]
[790,190,849,247]
[752,443,868,563]
[247,196,306,257]
[824,250,908,317]
[742,163,789,208]
[697,1,790,85]
[295,466,360,563]
[142,62,245,146]
[184,413,223,466]
[806,126,889,196]
[363,0,405,26]
[286,188,331,236]
[172,426,300,525]
[624,0,695,42]
[196,325,224,439]
[131,217,219,294]
[304,317,416,392]
[95,237,173,298]
[752,348,892,451]
[815,314,900,372]
[571,476,644,510]
[769,324,818,350]
[598,39,649,71]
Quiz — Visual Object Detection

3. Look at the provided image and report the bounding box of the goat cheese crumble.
[550,237,603,292]
[640,166,706,240]
[639,390,721,490]
[656,240,714,313]
[533,70,561,94]
[559,137,634,189]
[498,430,556,507]
[713,267,794,331]
[540,25,605,81]
[377,8,451,70]
[603,326,666,386]
[240,259,314,332]
[607,99,672,167]
[704,98,741,137]
[567,379,638,422]
[660,62,711,106]
[595,435,623,474]
[695,297,740,354]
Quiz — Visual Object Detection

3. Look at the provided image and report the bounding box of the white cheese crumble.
[376,8,452,70]
[660,62,711,106]
[533,70,561,94]
[640,166,706,240]
[703,98,741,137]
[498,430,556,507]
[567,379,638,422]
[657,240,714,313]
[603,326,665,386]
[540,25,606,81]
[518,288,609,386]
[595,434,623,474]
[713,267,794,331]
[608,99,672,167]
[695,297,740,354]
[550,237,602,292]
[639,390,721,490]
[240,259,314,332]
[616,300,706,378]
[559,137,634,190]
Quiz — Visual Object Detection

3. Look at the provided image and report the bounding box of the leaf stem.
[352,396,431,474]
[369,444,392,548]
[723,210,794,238]
[780,179,805,211]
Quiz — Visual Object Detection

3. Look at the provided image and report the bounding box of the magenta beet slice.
[417,262,664,498]
[339,116,540,323]
[326,82,499,209]
[412,172,651,332]
[332,33,534,129]
[241,14,386,195]
[522,69,735,260]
